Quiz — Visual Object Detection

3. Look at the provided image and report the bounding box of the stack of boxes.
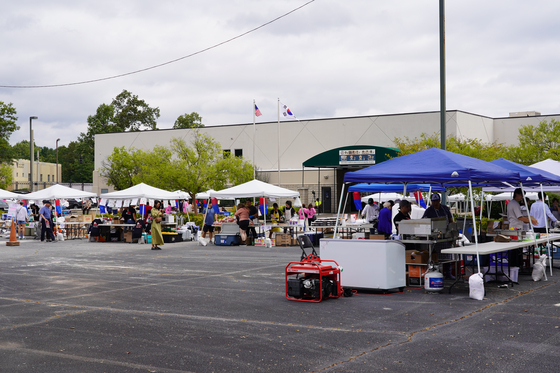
[406,250,438,286]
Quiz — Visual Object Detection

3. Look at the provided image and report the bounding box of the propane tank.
[424,264,444,293]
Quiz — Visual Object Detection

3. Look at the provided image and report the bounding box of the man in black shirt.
[393,200,411,234]
[245,200,258,239]
[422,193,453,223]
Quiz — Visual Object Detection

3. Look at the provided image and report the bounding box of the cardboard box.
[291,238,299,246]
[408,264,427,277]
[78,215,93,223]
[124,231,133,243]
[406,250,438,264]
[486,220,500,234]
[275,233,291,246]
[369,234,386,240]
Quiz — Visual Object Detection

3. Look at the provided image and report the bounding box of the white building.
[93,109,560,212]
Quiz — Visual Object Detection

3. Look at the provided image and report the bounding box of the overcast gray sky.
[2,0,560,148]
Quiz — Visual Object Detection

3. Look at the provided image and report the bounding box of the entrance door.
[322,187,331,213]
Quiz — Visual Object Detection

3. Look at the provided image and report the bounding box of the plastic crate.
[215,234,240,246]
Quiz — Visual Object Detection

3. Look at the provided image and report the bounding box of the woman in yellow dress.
[269,203,282,239]
[151,201,165,250]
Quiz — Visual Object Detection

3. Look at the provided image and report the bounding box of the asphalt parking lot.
[1,237,559,373]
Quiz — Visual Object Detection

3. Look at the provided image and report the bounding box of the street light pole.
[29,116,38,192]
[56,138,60,184]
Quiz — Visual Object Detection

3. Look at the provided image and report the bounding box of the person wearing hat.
[508,188,537,230]
[422,193,454,224]
[393,199,411,234]
[361,198,379,225]
[39,200,55,242]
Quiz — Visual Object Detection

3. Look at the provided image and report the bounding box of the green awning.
[303,145,400,168]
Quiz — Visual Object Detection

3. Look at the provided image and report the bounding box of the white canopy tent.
[20,184,97,201]
[208,180,300,231]
[0,188,19,200]
[209,180,299,200]
[173,190,191,200]
[99,183,179,200]
[195,189,235,201]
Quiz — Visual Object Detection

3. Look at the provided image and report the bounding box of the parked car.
[0,200,8,212]
[66,199,98,210]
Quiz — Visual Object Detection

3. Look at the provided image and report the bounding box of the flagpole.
[277,98,281,187]
[253,99,256,179]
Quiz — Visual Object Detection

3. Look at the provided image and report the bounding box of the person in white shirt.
[507,188,537,230]
[529,192,559,233]
[15,201,29,240]
[361,198,379,223]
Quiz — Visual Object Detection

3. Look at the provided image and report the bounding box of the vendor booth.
[209,180,300,246]
[322,148,524,294]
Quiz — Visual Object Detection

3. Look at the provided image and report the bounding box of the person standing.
[393,200,411,234]
[39,200,55,242]
[282,200,295,221]
[507,188,537,230]
[269,203,282,239]
[15,201,29,240]
[422,194,454,223]
[234,203,250,244]
[315,198,321,213]
[307,203,316,223]
[377,202,393,238]
[245,200,259,239]
[530,192,559,233]
[202,201,216,243]
[361,198,379,224]
[150,201,165,250]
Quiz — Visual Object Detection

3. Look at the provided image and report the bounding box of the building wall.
[93,109,560,211]
[11,159,62,190]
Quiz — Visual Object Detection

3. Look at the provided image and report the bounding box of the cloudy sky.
[2,0,560,148]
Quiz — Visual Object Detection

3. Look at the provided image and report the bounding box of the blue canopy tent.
[486,158,560,276]
[338,148,521,280]
[347,183,446,193]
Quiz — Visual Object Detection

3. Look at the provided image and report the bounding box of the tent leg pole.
[468,181,480,274]
[334,183,346,239]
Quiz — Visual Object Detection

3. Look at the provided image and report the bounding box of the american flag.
[254,104,262,117]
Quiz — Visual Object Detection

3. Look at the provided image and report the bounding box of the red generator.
[285,235,343,302]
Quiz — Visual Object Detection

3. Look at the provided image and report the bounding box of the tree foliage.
[0,163,13,189]
[173,112,204,129]
[79,90,160,148]
[0,101,19,164]
[394,133,512,161]
[74,90,161,183]
[506,119,560,165]
[100,131,254,213]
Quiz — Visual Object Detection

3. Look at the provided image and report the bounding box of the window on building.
[234,149,243,157]
[101,189,109,194]
[223,149,231,158]
[48,175,50,182]
[22,173,25,178]
[16,173,18,177]
[40,174,43,182]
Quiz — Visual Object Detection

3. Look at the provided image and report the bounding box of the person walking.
[15,201,29,240]
[39,200,55,242]
[150,201,165,250]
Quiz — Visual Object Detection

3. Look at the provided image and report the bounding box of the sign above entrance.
[339,149,375,165]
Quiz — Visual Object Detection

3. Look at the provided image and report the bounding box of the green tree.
[79,90,160,149]
[173,112,204,129]
[506,119,560,165]
[0,163,13,189]
[394,133,512,161]
[75,90,161,183]
[0,101,18,187]
[100,131,254,215]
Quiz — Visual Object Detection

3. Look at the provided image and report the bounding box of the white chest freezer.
[319,239,406,291]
